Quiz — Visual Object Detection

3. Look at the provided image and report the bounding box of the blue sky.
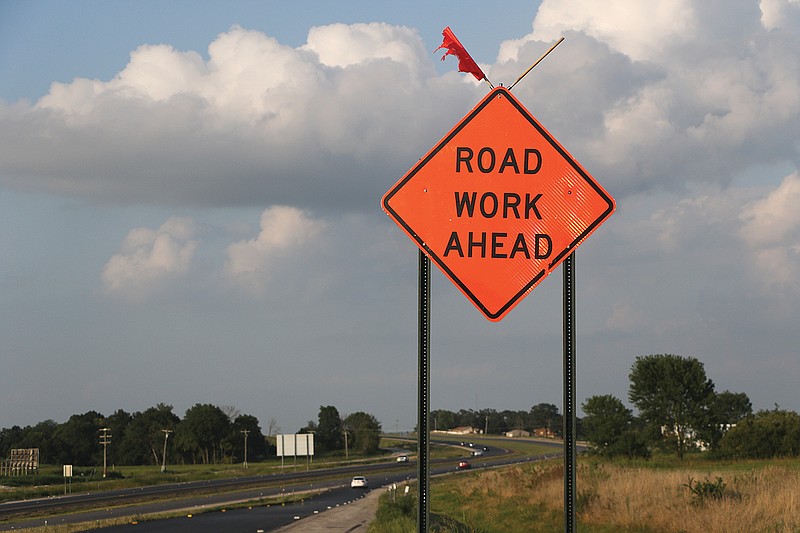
[1,0,799,436]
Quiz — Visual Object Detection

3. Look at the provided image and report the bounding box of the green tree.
[530,403,561,436]
[316,406,343,453]
[231,414,267,462]
[2,420,60,464]
[457,409,481,430]
[701,391,752,451]
[710,391,752,423]
[52,411,105,465]
[582,395,648,458]
[476,408,503,434]
[628,354,715,458]
[299,420,317,434]
[344,412,382,454]
[499,410,531,434]
[117,404,180,465]
[104,409,132,466]
[0,426,24,459]
[431,410,459,432]
[718,408,800,459]
[175,404,231,464]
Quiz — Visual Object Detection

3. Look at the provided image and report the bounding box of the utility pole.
[240,429,250,469]
[343,427,349,460]
[99,428,111,478]
[161,429,172,473]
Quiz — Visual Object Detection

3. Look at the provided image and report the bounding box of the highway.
[0,438,566,531]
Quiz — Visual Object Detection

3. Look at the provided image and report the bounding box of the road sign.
[382,87,615,321]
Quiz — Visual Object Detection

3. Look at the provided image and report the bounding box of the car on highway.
[396,455,409,462]
[472,449,483,456]
[457,460,471,469]
[350,476,368,488]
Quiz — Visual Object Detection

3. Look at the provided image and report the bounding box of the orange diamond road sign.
[382,87,615,322]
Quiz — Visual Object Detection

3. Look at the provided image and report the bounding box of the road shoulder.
[273,487,382,532]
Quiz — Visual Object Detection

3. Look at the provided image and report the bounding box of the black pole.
[563,253,577,532]
[418,250,431,532]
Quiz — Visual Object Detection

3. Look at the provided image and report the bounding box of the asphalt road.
[0,461,416,530]
[0,438,567,531]
[99,486,376,533]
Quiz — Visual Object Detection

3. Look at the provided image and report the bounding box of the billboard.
[1,448,39,476]
[276,433,315,457]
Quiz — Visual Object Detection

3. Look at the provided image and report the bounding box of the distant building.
[534,427,556,438]
[660,424,736,451]
[505,429,531,438]
[446,426,479,435]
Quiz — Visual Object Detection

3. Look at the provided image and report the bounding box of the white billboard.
[276,433,315,457]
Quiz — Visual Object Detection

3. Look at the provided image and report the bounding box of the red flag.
[435,27,486,81]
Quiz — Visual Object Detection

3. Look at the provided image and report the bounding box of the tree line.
[299,405,382,456]
[8,354,786,469]
[0,403,382,468]
[430,403,569,437]
[583,353,800,460]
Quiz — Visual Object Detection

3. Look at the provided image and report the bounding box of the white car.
[396,455,409,462]
[350,476,368,489]
[472,449,483,456]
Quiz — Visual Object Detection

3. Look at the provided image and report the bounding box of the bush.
[369,488,416,532]
[718,409,800,459]
[684,476,726,506]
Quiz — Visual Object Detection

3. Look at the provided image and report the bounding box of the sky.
[1,0,799,437]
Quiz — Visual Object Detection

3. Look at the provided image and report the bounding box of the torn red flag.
[435,26,486,81]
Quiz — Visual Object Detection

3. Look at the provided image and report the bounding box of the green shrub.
[718,409,800,459]
[369,489,416,532]
[684,476,726,505]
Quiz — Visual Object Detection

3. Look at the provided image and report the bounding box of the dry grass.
[579,462,800,532]
[431,459,800,532]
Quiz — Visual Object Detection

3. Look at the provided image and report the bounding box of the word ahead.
[382,87,614,322]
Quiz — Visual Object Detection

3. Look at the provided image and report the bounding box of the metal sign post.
[563,253,577,532]
[417,250,431,532]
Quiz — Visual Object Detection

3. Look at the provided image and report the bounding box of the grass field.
[416,456,800,532]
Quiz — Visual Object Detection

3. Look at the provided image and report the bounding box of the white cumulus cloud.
[0,23,466,209]
[760,0,800,30]
[739,172,800,292]
[224,206,325,293]
[302,22,426,69]
[3,7,799,210]
[530,0,697,62]
[497,0,800,195]
[102,217,198,298]
[740,172,800,246]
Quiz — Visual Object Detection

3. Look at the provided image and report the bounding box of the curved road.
[0,438,567,531]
